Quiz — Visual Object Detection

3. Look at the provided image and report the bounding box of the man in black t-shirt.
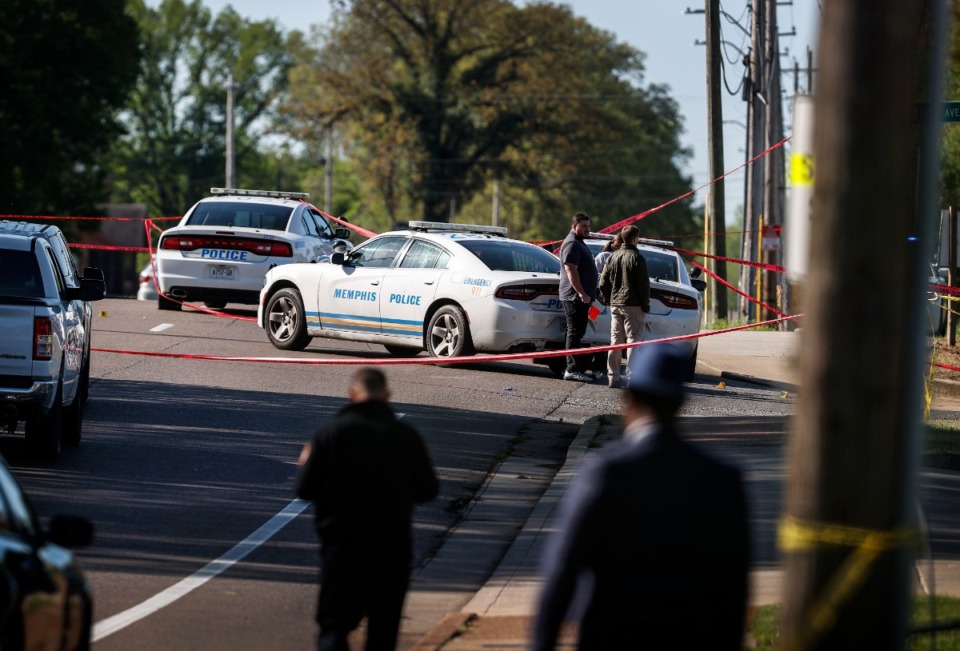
[558,212,599,382]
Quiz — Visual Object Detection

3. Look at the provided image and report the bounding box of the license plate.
[210,265,236,280]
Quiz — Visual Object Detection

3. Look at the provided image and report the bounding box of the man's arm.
[530,463,603,650]
[294,435,325,501]
[563,263,590,303]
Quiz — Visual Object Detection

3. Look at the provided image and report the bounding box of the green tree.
[941,1,960,210]
[112,0,294,217]
[0,0,139,215]
[283,0,696,238]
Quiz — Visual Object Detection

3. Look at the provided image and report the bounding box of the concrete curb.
[459,415,600,617]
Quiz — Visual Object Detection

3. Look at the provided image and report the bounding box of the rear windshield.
[459,240,561,274]
[643,249,679,282]
[0,250,44,298]
[185,202,293,231]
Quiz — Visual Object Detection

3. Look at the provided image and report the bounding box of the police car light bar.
[589,232,674,247]
[210,187,310,200]
[637,237,675,248]
[409,221,508,236]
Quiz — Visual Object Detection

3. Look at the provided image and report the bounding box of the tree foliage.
[112,0,294,217]
[282,0,696,239]
[0,0,139,214]
[941,1,960,211]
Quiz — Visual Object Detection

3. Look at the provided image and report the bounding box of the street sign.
[915,101,960,123]
[944,101,960,122]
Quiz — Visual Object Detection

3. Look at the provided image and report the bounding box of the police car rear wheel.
[266,289,311,351]
[426,306,472,358]
[158,294,181,311]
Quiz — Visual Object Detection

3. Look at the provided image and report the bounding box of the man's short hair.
[620,225,640,244]
[572,212,591,227]
[352,367,388,399]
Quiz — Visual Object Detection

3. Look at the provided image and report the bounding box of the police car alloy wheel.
[427,305,472,358]
[266,288,312,351]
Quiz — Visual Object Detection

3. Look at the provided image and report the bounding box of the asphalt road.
[0,298,623,650]
[5,299,956,650]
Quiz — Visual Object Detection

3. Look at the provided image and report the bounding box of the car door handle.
[424,281,434,285]
[370,281,380,286]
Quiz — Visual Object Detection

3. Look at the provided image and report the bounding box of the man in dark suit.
[295,368,439,651]
[531,343,750,650]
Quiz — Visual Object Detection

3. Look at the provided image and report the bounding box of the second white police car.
[258,221,610,374]
[155,188,352,310]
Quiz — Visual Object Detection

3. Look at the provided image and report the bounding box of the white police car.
[586,234,705,378]
[155,188,352,310]
[258,222,610,372]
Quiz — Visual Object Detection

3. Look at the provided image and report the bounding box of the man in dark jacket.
[295,368,439,651]
[531,343,750,651]
[597,225,650,388]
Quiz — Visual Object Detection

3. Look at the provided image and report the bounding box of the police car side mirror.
[335,228,351,240]
[331,251,346,266]
[691,279,707,293]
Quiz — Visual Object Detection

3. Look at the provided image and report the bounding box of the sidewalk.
[408,330,960,650]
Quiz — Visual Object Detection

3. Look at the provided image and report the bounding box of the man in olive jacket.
[295,368,439,651]
[597,225,650,388]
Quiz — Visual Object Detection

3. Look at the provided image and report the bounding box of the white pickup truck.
[0,221,105,460]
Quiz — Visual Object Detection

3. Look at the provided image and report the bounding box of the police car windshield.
[459,240,561,274]
[186,202,293,231]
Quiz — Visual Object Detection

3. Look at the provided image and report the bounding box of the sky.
[166,0,823,223]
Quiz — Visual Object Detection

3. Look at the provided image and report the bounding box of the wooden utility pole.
[762,0,784,320]
[780,0,940,647]
[225,72,236,189]
[740,0,765,322]
[706,0,728,320]
[949,206,957,346]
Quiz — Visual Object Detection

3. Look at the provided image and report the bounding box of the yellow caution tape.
[778,516,920,651]
[779,516,919,552]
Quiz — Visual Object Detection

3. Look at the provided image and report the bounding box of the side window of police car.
[350,237,406,268]
[310,210,335,239]
[301,213,321,238]
[400,240,450,269]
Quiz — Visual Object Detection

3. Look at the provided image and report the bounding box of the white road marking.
[150,323,174,333]
[92,498,310,642]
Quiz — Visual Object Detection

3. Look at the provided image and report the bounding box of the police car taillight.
[495,284,560,301]
[651,289,698,310]
[34,317,53,360]
[160,235,292,257]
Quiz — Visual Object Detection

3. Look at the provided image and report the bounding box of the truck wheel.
[63,379,84,446]
[26,379,63,460]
